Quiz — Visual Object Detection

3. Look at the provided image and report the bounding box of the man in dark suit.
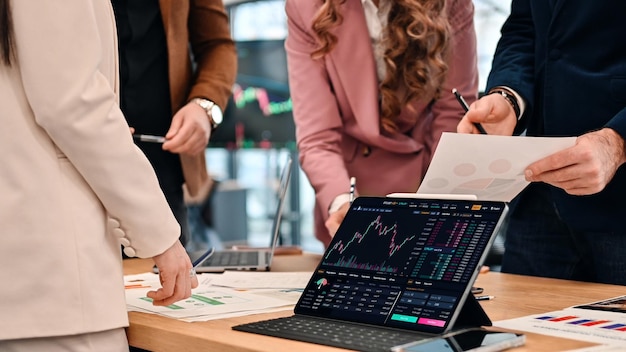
[111,0,237,245]
[458,0,626,285]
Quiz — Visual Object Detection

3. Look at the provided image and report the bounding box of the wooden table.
[124,254,624,352]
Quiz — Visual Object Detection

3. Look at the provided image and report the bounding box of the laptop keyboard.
[204,251,259,267]
[233,315,428,352]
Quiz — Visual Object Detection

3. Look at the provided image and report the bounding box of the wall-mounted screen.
[210,0,295,148]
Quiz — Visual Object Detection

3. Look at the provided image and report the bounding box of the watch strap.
[191,97,221,129]
[488,88,521,120]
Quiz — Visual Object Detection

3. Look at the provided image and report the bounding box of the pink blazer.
[285,0,479,247]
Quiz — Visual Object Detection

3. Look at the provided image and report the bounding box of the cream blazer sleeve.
[11,0,180,258]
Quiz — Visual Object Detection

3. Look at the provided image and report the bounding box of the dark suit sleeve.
[605,108,626,142]
[485,0,535,133]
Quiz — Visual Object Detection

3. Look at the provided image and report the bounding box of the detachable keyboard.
[233,315,429,352]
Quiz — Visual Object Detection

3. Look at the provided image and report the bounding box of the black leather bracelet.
[489,89,521,120]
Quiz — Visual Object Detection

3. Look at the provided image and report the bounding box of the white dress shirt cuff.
[329,194,351,215]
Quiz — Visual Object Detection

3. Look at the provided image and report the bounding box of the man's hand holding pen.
[129,101,212,156]
[456,91,518,136]
[453,88,487,135]
[164,102,213,156]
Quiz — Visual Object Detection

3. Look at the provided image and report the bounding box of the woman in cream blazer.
[0,0,195,349]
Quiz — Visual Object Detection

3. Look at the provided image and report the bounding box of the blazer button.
[112,228,125,238]
[123,246,136,257]
[107,218,121,228]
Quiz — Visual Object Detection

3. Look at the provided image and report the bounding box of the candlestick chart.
[322,214,417,274]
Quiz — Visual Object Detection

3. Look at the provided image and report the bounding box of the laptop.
[189,156,292,273]
[233,195,508,352]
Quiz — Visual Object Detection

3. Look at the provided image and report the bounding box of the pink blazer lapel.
[327,0,381,135]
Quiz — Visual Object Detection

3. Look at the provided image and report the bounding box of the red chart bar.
[580,320,611,327]
[548,315,578,322]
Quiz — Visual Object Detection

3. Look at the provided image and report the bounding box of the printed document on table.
[125,285,294,320]
[494,295,626,346]
[209,271,311,289]
[124,272,298,321]
[417,133,576,202]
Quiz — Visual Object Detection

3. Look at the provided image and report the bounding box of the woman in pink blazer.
[285,0,479,247]
[0,0,196,350]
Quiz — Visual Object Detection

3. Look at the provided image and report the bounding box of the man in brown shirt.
[112,0,237,245]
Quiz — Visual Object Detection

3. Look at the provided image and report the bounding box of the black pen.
[452,88,487,135]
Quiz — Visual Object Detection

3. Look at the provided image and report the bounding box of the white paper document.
[125,285,293,320]
[417,133,576,202]
[494,296,626,346]
[124,272,302,322]
[209,271,311,289]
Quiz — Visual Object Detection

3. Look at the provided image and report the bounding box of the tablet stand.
[452,294,492,329]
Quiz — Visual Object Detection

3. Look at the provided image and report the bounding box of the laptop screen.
[267,156,292,259]
[294,196,508,334]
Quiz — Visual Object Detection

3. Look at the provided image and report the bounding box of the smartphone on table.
[390,327,525,352]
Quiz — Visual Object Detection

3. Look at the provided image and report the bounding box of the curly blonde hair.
[311,0,450,133]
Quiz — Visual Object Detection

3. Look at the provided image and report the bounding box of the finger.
[178,130,207,155]
[150,269,189,306]
[165,113,184,140]
[147,288,172,306]
[525,163,580,185]
[167,116,207,153]
[550,180,600,196]
[171,266,192,304]
[167,131,204,155]
[180,122,210,154]
[457,101,493,134]
[325,219,340,237]
[163,123,192,152]
[525,147,578,181]
[183,268,193,299]
[146,271,175,305]
[191,272,199,289]
[456,118,475,134]
[547,169,607,195]
[152,272,175,299]
[146,287,176,306]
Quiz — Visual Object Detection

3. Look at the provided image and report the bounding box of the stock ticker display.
[295,197,506,333]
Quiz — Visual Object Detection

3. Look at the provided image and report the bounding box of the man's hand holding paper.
[417,132,576,202]
[524,128,626,196]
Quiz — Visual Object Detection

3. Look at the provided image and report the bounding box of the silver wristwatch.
[191,98,223,129]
